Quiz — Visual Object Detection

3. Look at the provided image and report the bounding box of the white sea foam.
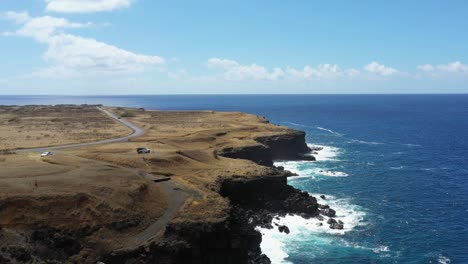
[372,245,390,253]
[318,170,349,177]
[284,122,306,128]
[438,255,451,264]
[401,143,422,147]
[347,139,386,145]
[274,160,312,177]
[390,166,404,170]
[274,161,348,179]
[264,144,358,263]
[316,126,343,136]
[256,229,291,264]
[307,144,340,161]
[257,194,366,263]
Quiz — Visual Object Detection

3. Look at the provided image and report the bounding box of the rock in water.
[255,254,272,264]
[329,222,344,229]
[319,208,336,217]
[318,204,329,209]
[327,218,344,229]
[278,225,290,234]
[320,195,326,199]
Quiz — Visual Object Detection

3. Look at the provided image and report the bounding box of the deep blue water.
[1,95,467,263]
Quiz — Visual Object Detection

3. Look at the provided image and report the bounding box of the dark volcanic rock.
[218,144,273,166]
[255,130,312,161]
[329,222,344,230]
[278,225,290,234]
[320,195,326,199]
[219,129,314,167]
[254,254,272,264]
[8,246,31,262]
[319,208,336,217]
[318,204,329,209]
[327,218,344,229]
[103,127,331,263]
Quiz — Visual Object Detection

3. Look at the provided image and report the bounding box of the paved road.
[16,107,145,153]
[13,107,192,248]
[125,178,191,248]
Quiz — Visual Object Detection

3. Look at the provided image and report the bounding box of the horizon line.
[0,93,468,97]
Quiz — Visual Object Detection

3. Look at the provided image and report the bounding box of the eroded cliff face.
[218,129,314,167]
[103,129,317,264]
[255,130,313,161]
[0,109,320,264]
[104,172,319,264]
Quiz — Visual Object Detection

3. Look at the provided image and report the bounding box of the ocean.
[1,94,467,263]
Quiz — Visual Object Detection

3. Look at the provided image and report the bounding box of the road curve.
[16,107,145,153]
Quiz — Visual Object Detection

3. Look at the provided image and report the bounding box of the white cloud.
[438,61,468,72]
[364,61,399,76]
[207,58,240,70]
[4,11,31,24]
[286,64,342,79]
[3,11,91,42]
[418,61,468,73]
[3,11,164,77]
[207,58,284,81]
[346,68,360,77]
[38,34,164,77]
[417,64,435,72]
[45,0,132,13]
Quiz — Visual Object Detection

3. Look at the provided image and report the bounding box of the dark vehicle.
[137,148,151,154]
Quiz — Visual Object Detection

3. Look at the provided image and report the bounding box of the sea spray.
[258,145,366,263]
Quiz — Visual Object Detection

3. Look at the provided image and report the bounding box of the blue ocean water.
[1,95,467,263]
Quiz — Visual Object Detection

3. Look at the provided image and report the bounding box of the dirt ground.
[0,105,299,261]
[0,152,167,251]
[69,108,294,223]
[0,105,132,150]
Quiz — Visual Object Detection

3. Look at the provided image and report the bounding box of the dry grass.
[69,108,294,222]
[0,105,132,150]
[0,106,298,252]
[0,153,166,250]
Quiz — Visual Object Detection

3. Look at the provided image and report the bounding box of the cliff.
[103,123,319,264]
[218,129,314,167]
[0,108,328,264]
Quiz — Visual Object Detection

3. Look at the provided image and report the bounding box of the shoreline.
[0,105,338,263]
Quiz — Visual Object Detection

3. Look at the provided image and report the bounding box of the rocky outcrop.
[101,129,321,263]
[218,144,273,166]
[102,172,321,264]
[218,129,314,167]
[255,130,313,161]
[0,121,321,263]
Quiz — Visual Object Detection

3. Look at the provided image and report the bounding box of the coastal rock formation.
[255,131,314,161]
[0,107,333,264]
[218,130,314,167]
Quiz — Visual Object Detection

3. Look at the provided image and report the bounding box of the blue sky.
[0,0,467,94]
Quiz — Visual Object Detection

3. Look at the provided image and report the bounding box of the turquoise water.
[1,95,467,263]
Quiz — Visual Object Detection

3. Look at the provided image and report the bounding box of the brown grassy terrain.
[70,108,296,223]
[0,105,305,263]
[0,152,166,253]
[0,105,132,150]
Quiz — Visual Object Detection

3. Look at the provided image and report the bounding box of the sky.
[0,0,467,95]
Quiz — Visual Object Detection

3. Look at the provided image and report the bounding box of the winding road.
[16,107,145,153]
[13,107,191,249]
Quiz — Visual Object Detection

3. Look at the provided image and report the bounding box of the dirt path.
[125,177,191,248]
[12,108,193,249]
[15,107,144,153]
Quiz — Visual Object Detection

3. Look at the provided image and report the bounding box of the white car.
[41,151,53,157]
